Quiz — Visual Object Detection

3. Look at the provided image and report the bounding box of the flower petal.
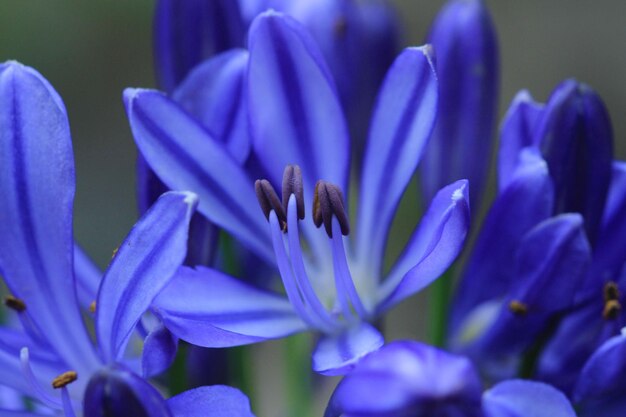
[377,180,470,311]
[96,191,197,363]
[421,0,499,210]
[167,386,255,417]
[124,88,273,264]
[141,323,178,379]
[0,61,99,371]
[153,266,307,348]
[247,11,350,195]
[312,323,384,376]
[73,244,102,309]
[356,45,438,269]
[154,0,245,92]
[172,49,251,164]
[483,380,576,417]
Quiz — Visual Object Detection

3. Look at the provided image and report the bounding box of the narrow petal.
[96,191,197,363]
[167,386,255,417]
[153,0,245,92]
[124,88,273,264]
[497,90,544,191]
[153,266,307,348]
[248,11,350,195]
[449,154,553,333]
[172,49,251,163]
[421,0,499,210]
[483,380,576,417]
[312,323,384,376]
[325,341,482,417]
[141,323,178,378]
[0,61,99,371]
[73,244,102,309]
[83,365,172,417]
[377,180,470,312]
[357,45,438,268]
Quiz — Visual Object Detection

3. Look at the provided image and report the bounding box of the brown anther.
[52,371,78,389]
[111,247,119,260]
[604,281,620,302]
[4,295,26,312]
[603,299,621,320]
[255,179,287,231]
[312,180,350,238]
[282,165,305,220]
[89,301,96,314]
[508,300,528,316]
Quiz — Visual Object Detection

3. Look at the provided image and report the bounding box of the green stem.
[285,333,313,417]
[429,268,454,347]
[228,346,256,404]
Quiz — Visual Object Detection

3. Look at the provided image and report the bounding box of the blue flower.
[325,341,577,417]
[125,11,470,375]
[0,61,253,417]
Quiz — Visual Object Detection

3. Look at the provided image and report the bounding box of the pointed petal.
[154,266,307,348]
[483,380,576,417]
[73,244,102,309]
[0,61,98,371]
[325,341,482,417]
[449,154,553,332]
[497,90,544,191]
[124,88,273,264]
[96,191,197,363]
[172,49,251,163]
[378,180,470,311]
[168,386,255,417]
[357,46,438,266]
[84,365,172,417]
[141,323,178,378]
[154,0,245,92]
[312,323,384,376]
[248,11,350,194]
[421,0,499,210]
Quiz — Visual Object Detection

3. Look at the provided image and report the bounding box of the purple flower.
[0,61,253,417]
[125,11,470,375]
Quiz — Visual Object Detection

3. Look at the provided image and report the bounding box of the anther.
[255,179,287,230]
[603,299,621,320]
[111,247,119,260]
[282,165,305,220]
[52,371,78,389]
[508,300,528,316]
[604,281,620,302]
[312,180,350,238]
[4,295,26,312]
[89,301,96,314]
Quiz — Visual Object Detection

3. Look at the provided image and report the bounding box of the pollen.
[508,300,528,316]
[4,295,26,312]
[603,299,621,320]
[89,301,96,313]
[52,371,78,389]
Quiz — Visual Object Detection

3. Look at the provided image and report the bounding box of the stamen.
[604,281,620,302]
[282,165,305,219]
[89,301,96,314]
[312,180,350,238]
[60,386,78,417]
[52,371,78,389]
[508,300,528,316]
[20,347,62,408]
[603,299,621,320]
[255,179,287,230]
[111,246,119,260]
[4,295,26,312]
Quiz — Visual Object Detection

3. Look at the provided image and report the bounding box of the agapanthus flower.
[420,0,499,211]
[0,61,253,417]
[325,341,577,417]
[125,11,470,375]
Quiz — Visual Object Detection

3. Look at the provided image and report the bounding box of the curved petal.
[154,266,307,348]
[247,11,350,195]
[167,386,255,417]
[0,61,99,371]
[497,90,544,191]
[377,180,470,311]
[172,49,251,163]
[141,323,178,378]
[324,341,482,417]
[421,0,499,211]
[124,88,273,264]
[483,380,576,417]
[73,244,102,309]
[449,154,553,333]
[83,365,172,417]
[312,323,384,376]
[153,0,245,92]
[356,45,438,268]
[96,191,197,363]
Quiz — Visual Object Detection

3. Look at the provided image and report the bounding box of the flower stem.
[285,333,313,417]
[429,268,455,347]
